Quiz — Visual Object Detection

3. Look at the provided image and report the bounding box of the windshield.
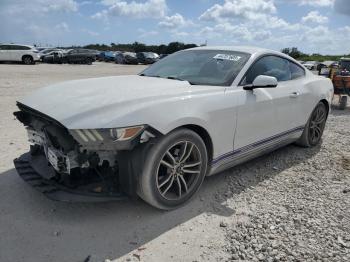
[125,52,136,57]
[140,50,250,86]
[145,52,158,58]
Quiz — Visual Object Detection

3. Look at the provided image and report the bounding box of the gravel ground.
[0,62,349,262]
[221,108,350,261]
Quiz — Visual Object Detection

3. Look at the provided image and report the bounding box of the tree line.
[281,47,349,62]
[60,42,349,61]
[65,41,198,54]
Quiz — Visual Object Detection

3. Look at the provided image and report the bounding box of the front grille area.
[14,153,127,202]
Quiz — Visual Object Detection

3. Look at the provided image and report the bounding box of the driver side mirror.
[243,75,278,90]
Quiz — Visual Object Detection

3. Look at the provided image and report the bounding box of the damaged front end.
[13,103,157,202]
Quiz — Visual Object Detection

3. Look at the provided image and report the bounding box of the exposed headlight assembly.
[109,126,144,141]
[72,125,145,143]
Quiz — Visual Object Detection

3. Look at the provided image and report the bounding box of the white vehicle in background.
[303,61,318,70]
[14,46,333,210]
[0,44,40,64]
[39,48,63,60]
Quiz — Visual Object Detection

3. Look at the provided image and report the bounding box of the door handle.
[289,92,300,98]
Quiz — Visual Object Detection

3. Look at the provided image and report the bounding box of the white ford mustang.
[14,46,333,209]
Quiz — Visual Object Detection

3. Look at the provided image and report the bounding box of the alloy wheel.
[308,104,327,145]
[156,141,202,201]
[24,57,32,65]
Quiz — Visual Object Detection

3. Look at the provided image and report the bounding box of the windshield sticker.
[213,54,241,61]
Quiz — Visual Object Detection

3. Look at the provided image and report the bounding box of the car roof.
[0,43,34,48]
[188,45,303,65]
[189,45,280,55]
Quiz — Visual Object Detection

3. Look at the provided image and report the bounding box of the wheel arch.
[320,99,330,117]
[21,54,33,61]
[174,124,214,164]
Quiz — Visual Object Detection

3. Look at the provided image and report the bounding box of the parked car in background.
[304,61,318,70]
[42,51,65,64]
[159,54,169,59]
[103,51,118,62]
[84,49,100,59]
[35,47,48,52]
[39,49,63,60]
[115,52,138,64]
[137,52,159,64]
[14,46,333,210]
[316,63,327,72]
[322,61,336,67]
[62,49,96,64]
[339,57,350,72]
[0,44,40,64]
[331,62,339,68]
[97,51,107,61]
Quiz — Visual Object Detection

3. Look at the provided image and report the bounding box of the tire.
[138,128,208,210]
[339,96,348,110]
[86,58,93,65]
[296,102,328,147]
[22,56,33,65]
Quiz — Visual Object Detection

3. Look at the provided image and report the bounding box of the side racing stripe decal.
[212,125,305,165]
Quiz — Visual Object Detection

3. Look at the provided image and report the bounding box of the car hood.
[19,75,223,129]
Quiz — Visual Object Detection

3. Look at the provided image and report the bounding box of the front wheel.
[296,102,328,147]
[23,56,34,65]
[138,129,208,210]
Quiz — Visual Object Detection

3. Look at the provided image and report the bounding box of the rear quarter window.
[290,62,305,80]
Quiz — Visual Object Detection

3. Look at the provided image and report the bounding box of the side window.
[11,45,25,50]
[0,45,12,50]
[290,62,305,80]
[243,55,292,84]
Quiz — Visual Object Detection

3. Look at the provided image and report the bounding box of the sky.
[0,0,350,54]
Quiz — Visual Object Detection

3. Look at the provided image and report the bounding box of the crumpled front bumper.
[13,152,128,203]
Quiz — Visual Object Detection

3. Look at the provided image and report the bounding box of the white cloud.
[298,0,334,7]
[193,0,350,54]
[82,29,99,36]
[284,0,349,16]
[44,0,78,12]
[174,31,189,37]
[199,0,276,21]
[55,22,70,32]
[3,0,78,15]
[299,25,334,50]
[138,28,159,38]
[158,13,193,29]
[92,0,167,20]
[302,11,329,24]
[198,22,272,42]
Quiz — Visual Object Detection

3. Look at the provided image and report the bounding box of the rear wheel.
[86,58,93,65]
[296,102,327,147]
[339,96,348,110]
[138,129,208,210]
[22,56,34,65]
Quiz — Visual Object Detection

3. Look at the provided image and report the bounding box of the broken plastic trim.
[14,153,127,202]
